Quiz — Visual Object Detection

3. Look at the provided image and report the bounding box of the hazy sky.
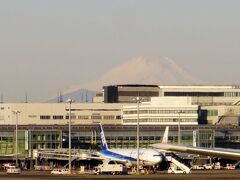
[1,0,240,102]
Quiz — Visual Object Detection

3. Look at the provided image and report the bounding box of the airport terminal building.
[103,85,240,106]
[0,97,198,126]
[122,97,198,125]
[0,85,240,162]
[103,85,240,125]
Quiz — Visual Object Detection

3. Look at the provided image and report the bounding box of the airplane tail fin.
[161,126,169,144]
[99,123,108,150]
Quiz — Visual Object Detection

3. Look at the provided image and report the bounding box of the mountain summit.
[64,56,202,93]
[46,56,202,102]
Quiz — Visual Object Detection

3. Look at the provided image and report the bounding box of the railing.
[37,148,99,161]
[165,152,191,173]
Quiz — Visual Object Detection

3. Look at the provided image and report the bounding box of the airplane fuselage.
[99,148,162,166]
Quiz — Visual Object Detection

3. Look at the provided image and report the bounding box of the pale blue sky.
[0,0,240,102]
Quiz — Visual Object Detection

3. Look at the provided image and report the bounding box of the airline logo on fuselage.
[100,131,107,147]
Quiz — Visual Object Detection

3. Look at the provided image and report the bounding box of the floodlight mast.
[177,110,183,145]
[12,110,21,168]
[66,99,73,174]
[136,97,143,174]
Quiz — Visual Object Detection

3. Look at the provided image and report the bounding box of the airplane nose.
[158,154,163,162]
[157,154,163,163]
[153,153,163,163]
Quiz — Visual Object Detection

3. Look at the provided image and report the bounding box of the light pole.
[136,97,143,174]
[177,110,182,145]
[12,110,21,168]
[66,99,73,174]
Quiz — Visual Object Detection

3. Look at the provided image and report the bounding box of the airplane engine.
[125,161,132,167]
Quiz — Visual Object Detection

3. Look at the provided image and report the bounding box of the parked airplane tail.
[99,123,109,150]
[161,126,169,144]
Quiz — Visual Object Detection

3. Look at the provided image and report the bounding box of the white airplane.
[97,124,169,167]
[36,125,170,168]
[150,143,240,161]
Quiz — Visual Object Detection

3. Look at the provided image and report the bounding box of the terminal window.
[40,115,51,119]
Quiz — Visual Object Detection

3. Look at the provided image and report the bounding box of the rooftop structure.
[159,85,240,106]
[0,103,124,125]
[0,96,199,126]
[122,97,198,125]
[103,84,159,103]
[103,84,240,105]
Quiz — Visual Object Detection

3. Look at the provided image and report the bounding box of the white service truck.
[6,166,21,174]
[94,163,124,175]
[50,168,69,175]
[167,167,190,174]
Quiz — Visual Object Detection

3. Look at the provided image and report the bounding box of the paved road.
[0,170,240,180]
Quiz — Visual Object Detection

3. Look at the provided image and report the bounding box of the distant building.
[122,97,198,125]
[0,97,198,126]
[0,103,124,125]
[103,84,240,105]
[200,105,240,125]
[93,92,104,103]
[102,85,240,125]
[103,84,159,103]
[159,85,240,106]
[2,85,240,126]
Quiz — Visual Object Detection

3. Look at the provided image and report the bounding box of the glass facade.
[124,110,197,114]
[215,131,240,149]
[0,132,14,154]
[164,92,224,97]
[62,129,214,149]
[0,126,239,160]
[224,92,240,97]
[30,131,61,149]
[0,131,25,157]
[123,118,197,123]
[207,110,218,116]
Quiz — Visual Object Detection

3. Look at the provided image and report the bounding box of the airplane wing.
[0,154,18,157]
[38,151,131,164]
[150,143,240,161]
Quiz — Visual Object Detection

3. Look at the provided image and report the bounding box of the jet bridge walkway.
[34,149,99,161]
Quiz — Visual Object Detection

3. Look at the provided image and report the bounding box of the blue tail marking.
[99,123,108,150]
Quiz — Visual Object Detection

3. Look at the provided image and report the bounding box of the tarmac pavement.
[0,170,240,180]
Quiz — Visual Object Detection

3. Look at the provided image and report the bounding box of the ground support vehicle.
[34,165,51,171]
[94,164,125,175]
[192,165,204,170]
[224,164,235,170]
[213,162,223,169]
[51,168,69,175]
[167,167,190,174]
[203,164,213,170]
[6,166,21,174]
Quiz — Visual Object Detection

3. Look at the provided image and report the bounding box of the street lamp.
[66,99,73,174]
[136,97,143,174]
[12,110,21,168]
[177,110,183,145]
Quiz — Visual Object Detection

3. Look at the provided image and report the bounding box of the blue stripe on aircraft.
[100,150,137,162]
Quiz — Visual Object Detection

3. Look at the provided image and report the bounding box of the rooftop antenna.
[25,92,28,103]
[58,92,63,103]
[91,92,94,103]
[85,90,88,103]
[0,93,3,103]
[81,91,83,103]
